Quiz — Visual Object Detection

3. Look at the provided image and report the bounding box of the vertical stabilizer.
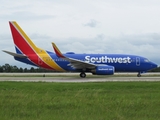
[9,21,40,55]
[8,21,65,71]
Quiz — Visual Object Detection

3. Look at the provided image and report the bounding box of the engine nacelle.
[91,65,114,75]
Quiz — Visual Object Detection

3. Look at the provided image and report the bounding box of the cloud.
[1,0,160,68]
[84,19,98,28]
[0,11,55,21]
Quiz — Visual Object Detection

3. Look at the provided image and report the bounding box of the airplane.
[3,21,158,78]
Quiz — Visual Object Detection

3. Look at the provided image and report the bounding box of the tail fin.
[9,21,42,55]
[8,21,65,71]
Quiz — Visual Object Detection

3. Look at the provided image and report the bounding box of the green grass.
[0,82,160,120]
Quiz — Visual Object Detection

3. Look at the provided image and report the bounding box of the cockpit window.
[144,59,150,62]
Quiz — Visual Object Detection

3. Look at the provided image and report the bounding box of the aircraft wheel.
[137,73,141,77]
[80,72,86,78]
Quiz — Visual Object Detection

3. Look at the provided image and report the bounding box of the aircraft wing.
[2,50,27,58]
[65,57,96,69]
[52,43,96,69]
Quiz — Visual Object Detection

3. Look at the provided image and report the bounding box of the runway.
[0,76,160,82]
[0,73,160,82]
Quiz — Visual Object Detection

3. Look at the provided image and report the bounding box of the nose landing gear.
[137,72,141,77]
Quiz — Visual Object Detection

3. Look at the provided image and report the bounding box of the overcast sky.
[0,0,160,68]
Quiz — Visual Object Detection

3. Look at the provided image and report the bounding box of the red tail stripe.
[54,48,65,58]
[9,22,54,70]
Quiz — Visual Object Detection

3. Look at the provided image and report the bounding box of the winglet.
[52,42,65,58]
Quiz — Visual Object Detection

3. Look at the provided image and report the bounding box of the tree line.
[0,63,160,73]
[0,64,55,73]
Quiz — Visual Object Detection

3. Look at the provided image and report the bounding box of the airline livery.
[3,21,158,78]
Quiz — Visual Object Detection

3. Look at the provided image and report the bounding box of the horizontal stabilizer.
[2,50,27,58]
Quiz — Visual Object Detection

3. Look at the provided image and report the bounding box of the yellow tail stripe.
[37,48,65,71]
[12,21,65,71]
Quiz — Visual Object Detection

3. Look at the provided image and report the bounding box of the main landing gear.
[80,72,86,78]
[137,72,141,77]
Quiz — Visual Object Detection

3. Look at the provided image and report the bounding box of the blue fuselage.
[56,53,157,72]
[15,52,157,73]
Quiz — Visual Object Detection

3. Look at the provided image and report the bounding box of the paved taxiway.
[0,73,160,82]
[0,76,160,82]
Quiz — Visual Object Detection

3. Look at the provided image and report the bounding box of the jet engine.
[91,65,114,75]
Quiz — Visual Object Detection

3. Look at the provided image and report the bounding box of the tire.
[80,72,86,78]
[137,73,141,77]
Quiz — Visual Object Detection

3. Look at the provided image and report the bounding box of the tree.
[0,66,3,72]
[24,68,28,72]
[13,66,19,72]
[3,64,11,72]
[30,67,35,72]
[19,67,23,72]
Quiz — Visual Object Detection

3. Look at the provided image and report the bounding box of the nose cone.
[150,62,158,69]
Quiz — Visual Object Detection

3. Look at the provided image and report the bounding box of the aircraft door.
[136,57,140,66]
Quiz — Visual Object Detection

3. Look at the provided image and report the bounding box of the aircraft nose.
[150,62,158,69]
